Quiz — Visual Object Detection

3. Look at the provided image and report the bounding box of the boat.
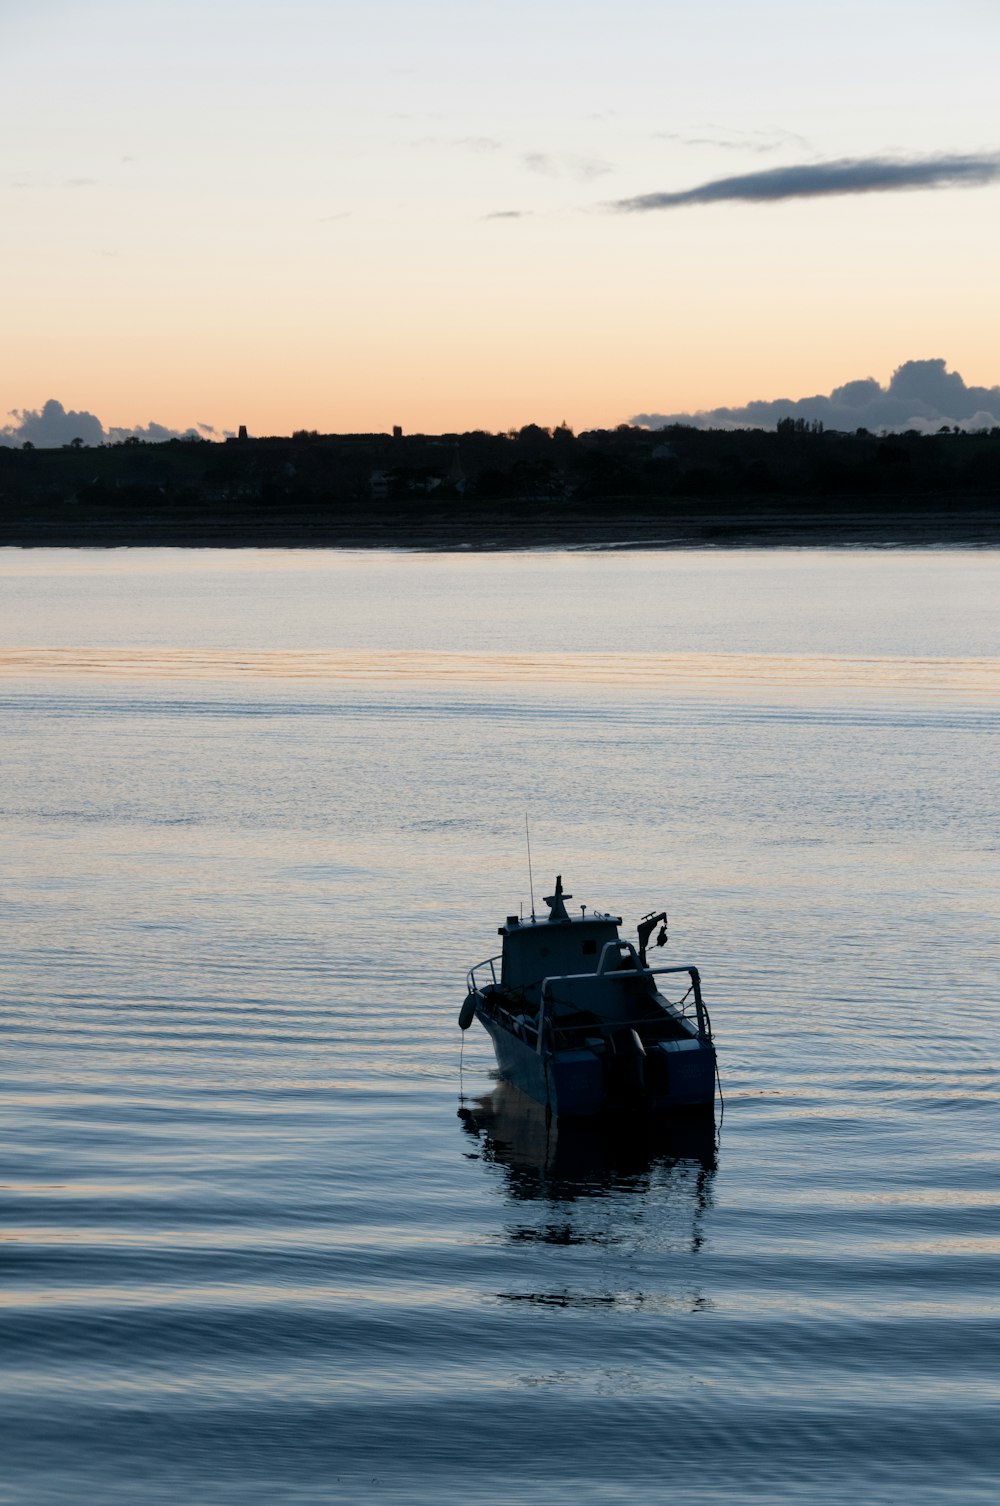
[460,876,717,1119]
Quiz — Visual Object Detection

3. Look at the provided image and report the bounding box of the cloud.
[566,154,614,182]
[411,134,504,153]
[521,150,613,181]
[613,153,1000,211]
[6,175,99,191]
[652,126,811,155]
[106,420,204,444]
[410,135,613,182]
[454,136,503,153]
[631,360,1000,434]
[2,399,105,448]
[482,209,530,220]
[521,151,556,176]
[0,398,213,448]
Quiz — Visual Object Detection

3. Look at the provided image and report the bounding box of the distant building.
[392,425,403,440]
[238,425,249,442]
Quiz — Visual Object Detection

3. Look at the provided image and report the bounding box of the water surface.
[2,548,998,1505]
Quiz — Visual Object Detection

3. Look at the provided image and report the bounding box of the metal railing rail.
[467,955,501,992]
[538,962,706,1053]
[467,949,708,1051]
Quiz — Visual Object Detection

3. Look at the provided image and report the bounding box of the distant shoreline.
[2,496,998,551]
[2,427,997,550]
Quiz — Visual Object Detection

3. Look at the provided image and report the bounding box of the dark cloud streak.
[614,153,1000,211]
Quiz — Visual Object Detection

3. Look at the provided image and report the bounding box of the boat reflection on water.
[459,1080,717,1266]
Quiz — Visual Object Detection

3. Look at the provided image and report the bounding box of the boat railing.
[538,962,707,1052]
[467,954,502,993]
[467,951,709,1051]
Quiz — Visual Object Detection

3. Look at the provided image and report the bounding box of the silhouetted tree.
[777,417,823,436]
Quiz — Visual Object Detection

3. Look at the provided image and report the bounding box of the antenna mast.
[525,814,536,920]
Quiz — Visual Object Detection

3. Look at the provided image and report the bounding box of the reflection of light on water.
[2,645,999,704]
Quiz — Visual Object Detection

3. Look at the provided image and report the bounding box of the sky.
[3,0,999,436]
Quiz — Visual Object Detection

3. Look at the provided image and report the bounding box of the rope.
[459,1030,466,1104]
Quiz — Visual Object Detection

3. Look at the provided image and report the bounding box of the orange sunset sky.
[4,0,999,437]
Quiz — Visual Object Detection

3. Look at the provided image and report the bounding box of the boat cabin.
[498,877,623,1007]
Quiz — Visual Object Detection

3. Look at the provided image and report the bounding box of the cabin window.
[582,940,597,956]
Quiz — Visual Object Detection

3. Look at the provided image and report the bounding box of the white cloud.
[0,398,211,447]
[631,360,1000,434]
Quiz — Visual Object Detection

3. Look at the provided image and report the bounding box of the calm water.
[2,548,999,1506]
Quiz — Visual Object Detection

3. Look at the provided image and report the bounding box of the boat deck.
[480,984,698,1053]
